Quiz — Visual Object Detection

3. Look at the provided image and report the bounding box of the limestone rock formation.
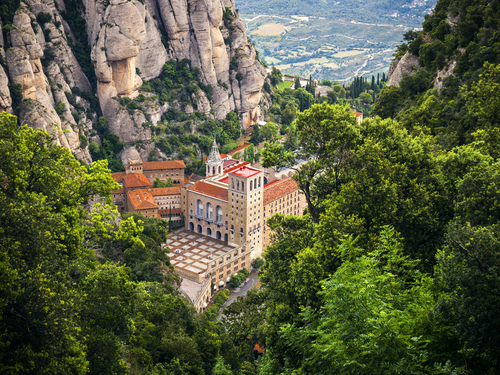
[387,52,420,87]
[0,66,12,113]
[433,60,457,89]
[1,3,92,163]
[1,0,267,165]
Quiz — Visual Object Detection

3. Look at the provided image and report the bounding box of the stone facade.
[262,178,307,249]
[181,143,304,261]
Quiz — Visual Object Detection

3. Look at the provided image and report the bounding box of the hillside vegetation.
[372,0,500,148]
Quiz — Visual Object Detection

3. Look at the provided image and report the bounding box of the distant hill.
[372,0,500,149]
[237,0,433,25]
[237,0,437,81]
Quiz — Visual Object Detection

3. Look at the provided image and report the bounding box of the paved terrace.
[164,231,237,280]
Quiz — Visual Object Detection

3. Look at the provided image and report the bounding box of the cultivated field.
[239,1,436,82]
[252,23,286,36]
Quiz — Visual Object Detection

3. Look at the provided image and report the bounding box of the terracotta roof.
[263,179,281,188]
[148,187,181,196]
[123,173,151,188]
[254,343,265,354]
[114,187,126,194]
[143,160,186,170]
[203,153,227,161]
[219,176,229,184]
[228,142,252,156]
[355,111,363,117]
[229,166,261,178]
[189,181,228,201]
[223,159,238,168]
[264,177,299,205]
[127,190,159,210]
[111,172,126,182]
[159,208,183,215]
[224,162,251,174]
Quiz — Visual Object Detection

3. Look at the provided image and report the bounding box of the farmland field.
[252,23,286,36]
[237,0,437,81]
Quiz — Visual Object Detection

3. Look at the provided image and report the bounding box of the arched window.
[213,167,216,175]
[231,178,234,189]
[197,225,202,233]
[196,199,203,216]
[242,182,244,192]
[207,228,212,236]
[206,202,213,220]
[218,166,221,174]
[254,178,257,189]
[215,205,223,222]
[237,180,240,191]
[250,180,253,190]
[216,231,222,240]
[258,176,261,187]
[189,222,194,231]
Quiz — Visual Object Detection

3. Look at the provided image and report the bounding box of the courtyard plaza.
[163,230,238,279]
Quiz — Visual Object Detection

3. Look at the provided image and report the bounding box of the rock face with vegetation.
[387,52,420,87]
[0,0,267,166]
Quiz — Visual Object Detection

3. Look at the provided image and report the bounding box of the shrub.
[36,12,52,25]
[55,102,66,116]
[251,258,264,269]
[228,268,250,288]
[221,142,238,154]
[79,132,88,148]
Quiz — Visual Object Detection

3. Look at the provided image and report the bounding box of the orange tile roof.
[114,187,126,194]
[148,187,181,196]
[123,173,151,188]
[111,172,126,182]
[254,343,265,354]
[223,159,238,168]
[228,142,252,156]
[127,190,159,210]
[263,179,281,188]
[264,177,299,205]
[143,160,186,170]
[189,181,228,201]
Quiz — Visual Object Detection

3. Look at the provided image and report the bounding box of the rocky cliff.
[0,0,267,165]
[387,52,420,87]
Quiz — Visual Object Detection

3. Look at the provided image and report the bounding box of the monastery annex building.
[111,141,307,312]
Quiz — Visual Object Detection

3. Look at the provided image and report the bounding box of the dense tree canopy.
[0,113,231,375]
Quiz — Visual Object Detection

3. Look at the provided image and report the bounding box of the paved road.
[217,272,259,320]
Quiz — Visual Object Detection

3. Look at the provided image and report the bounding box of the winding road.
[217,272,259,320]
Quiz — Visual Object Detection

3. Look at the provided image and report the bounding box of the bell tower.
[206,140,224,177]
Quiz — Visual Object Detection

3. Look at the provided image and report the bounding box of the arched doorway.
[207,228,212,237]
[197,225,202,233]
[224,233,228,242]
[216,231,222,240]
[189,222,194,231]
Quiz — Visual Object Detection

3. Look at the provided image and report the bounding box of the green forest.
[2,0,500,374]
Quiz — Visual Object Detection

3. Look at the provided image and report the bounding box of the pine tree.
[382,72,386,82]
[371,76,375,91]
[294,77,301,90]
